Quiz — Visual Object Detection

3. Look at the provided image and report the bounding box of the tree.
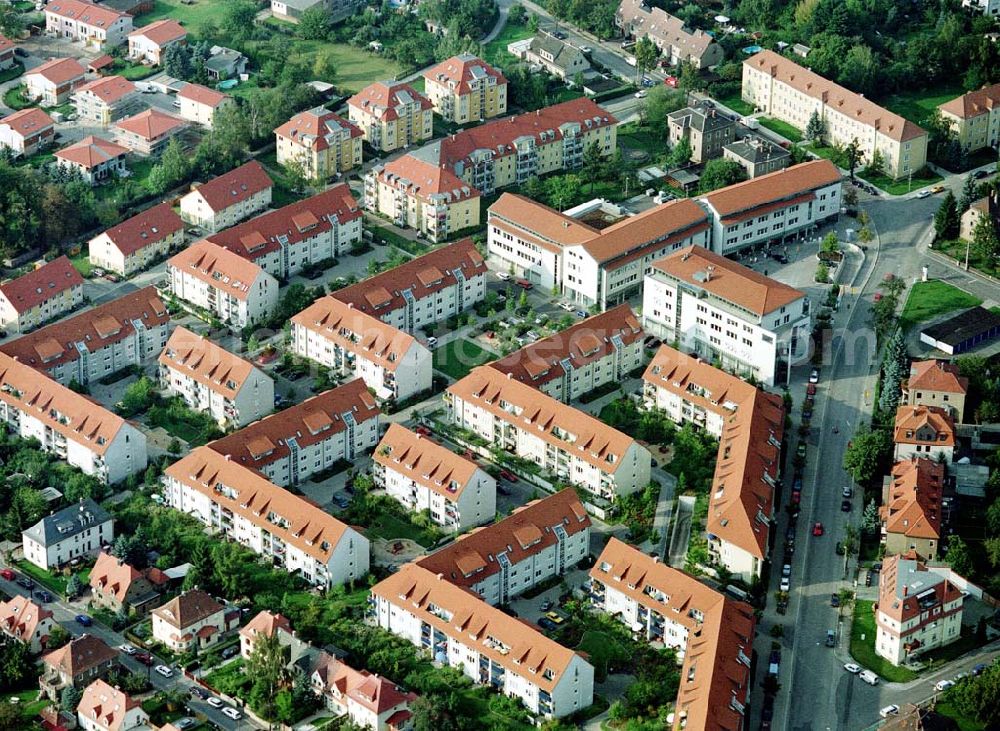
[945,535,974,576]
[46,625,70,650]
[815,262,830,283]
[60,686,83,714]
[805,110,826,143]
[163,43,192,80]
[842,426,892,485]
[972,210,1000,261]
[0,699,21,731]
[934,191,960,239]
[644,85,683,134]
[861,499,880,533]
[0,5,24,40]
[633,36,659,82]
[282,157,311,195]
[943,660,1000,726]
[297,4,331,40]
[844,138,863,180]
[411,692,462,731]
[668,137,693,168]
[959,174,978,213]
[312,50,338,82]
[508,4,526,25]
[246,632,289,720]
[0,637,32,687]
[4,486,45,538]
[699,159,748,193]
[863,149,886,178]
[582,140,604,192]
[66,573,82,598]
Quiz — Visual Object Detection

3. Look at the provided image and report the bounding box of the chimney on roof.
[436,573,444,580]
[224,454,231,461]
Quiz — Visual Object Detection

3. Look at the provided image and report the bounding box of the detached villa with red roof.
[89,550,167,615]
[55,135,130,185]
[0,107,55,158]
[23,57,86,105]
[893,404,956,463]
[113,108,188,156]
[88,201,184,276]
[903,359,968,423]
[0,255,84,333]
[0,595,56,654]
[151,589,239,653]
[176,82,232,128]
[76,678,149,731]
[179,159,273,232]
[127,18,186,65]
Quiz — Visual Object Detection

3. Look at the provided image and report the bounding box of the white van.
[725,585,751,602]
[859,670,879,686]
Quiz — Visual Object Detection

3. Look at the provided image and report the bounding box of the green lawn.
[758,117,803,143]
[883,84,966,126]
[1,688,49,723]
[138,0,222,33]
[935,700,985,731]
[365,513,439,547]
[857,167,944,196]
[3,85,33,110]
[245,39,404,94]
[203,658,251,697]
[576,630,629,683]
[482,22,533,69]
[899,280,982,332]
[849,600,919,682]
[0,62,24,84]
[617,121,664,157]
[714,91,754,116]
[69,250,93,278]
[434,338,494,380]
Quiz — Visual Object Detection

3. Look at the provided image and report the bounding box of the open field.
[138,0,220,33]
[899,280,982,332]
[882,84,965,126]
[434,338,494,380]
[245,39,405,94]
[758,117,803,143]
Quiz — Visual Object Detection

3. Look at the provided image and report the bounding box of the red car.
[134,652,153,666]
[414,426,432,437]
[873,293,883,302]
[812,522,824,537]
[663,75,678,87]
[515,279,533,290]
[790,491,801,505]
[0,569,14,581]
[499,469,518,482]
[806,384,817,396]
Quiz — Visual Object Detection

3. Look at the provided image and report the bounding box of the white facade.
[178,182,272,233]
[22,503,114,572]
[45,2,133,48]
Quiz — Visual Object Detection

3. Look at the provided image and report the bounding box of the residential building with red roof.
[151,589,238,653]
[270,0,363,23]
[0,256,84,333]
[203,184,360,279]
[699,159,842,255]
[447,367,652,502]
[113,108,188,156]
[938,82,1000,154]
[894,405,955,463]
[423,54,507,124]
[40,634,118,700]
[880,458,945,561]
[366,98,617,241]
[488,304,645,402]
[875,552,965,665]
[343,672,418,731]
[76,678,148,731]
[902,360,968,423]
[487,193,709,309]
[0,107,55,158]
[331,238,486,333]
[415,488,591,605]
[71,75,140,125]
[347,80,433,152]
[159,325,274,427]
[88,201,184,277]
[372,562,594,718]
[617,0,724,69]
[642,344,784,581]
[89,550,166,615]
[167,239,279,328]
[239,610,294,659]
[374,423,496,531]
[0,595,56,654]
[164,447,370,588]
[0,34,17,72]
[176,82,232,128]
[207,378,380,486]
[960,191,998,242]
[178,159,273,233]
[55,135,130,185]
[275,106,364,178]
[23,57,86,105]
[589,539,755,729]
[0,286,170,387]
[291,298,432,402]
[0,352,148,483]
[45,0,134,49]
[743,50,928,178]
[127,18,186,65]
[642,244,809,385]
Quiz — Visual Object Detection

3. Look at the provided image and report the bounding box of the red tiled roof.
[0,256,83,315]
[152,589,222,629]
[185,160,272,214]
[489,304,643,389]
[274,107,362,151]
[207,379,379,471]
[939,82,1000,120]
[159,325,260,399]
[55,135,129,169]
[374,424,484,502]
[128,18,186,46]
[73,75,136,104]
[87,54,114,72]
[375,154,477,203]
[77,679,143,731]
[167,239,267,302]
[239,610,292,642]
[0,595,53,645]
[348,674,415,714]
[702,159,841,219]
[42,634,117,677]
[97,201,183,256]
[0,35,16,56]
[877,554,964,625]
[45,0,129,26]
[89,551,144,604]
[906,360,968,395]
[0,286,168,372]
[416,489,590,589]
[206,184,358,263]
[881,458,944,541]
[176,83,230,108]
[0,108,55,139]
[26,57,86,85]
[894,405,955,447]
[115,109,186,141]
[347,81,432,122]
[423,54,507,95]
[332,238,485,317]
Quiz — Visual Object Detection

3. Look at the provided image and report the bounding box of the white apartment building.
[416,488,591,606]
[207,378,381,487]
[371,563,595,718]
[642,244,809,385]
[875,553,965,665]
[699,160,842,256]
[77,680,148,731]
[488,194,712,309]
[488,304,645,403]
[0,256,84,334]
[164,447,371,589]
[205,184,362,280]
[0,353,147,484]
[331,238,487,333]
[962,0,1000,17]
[643,345,785,581]
[22,499,113,572]
[374,423,496,531]
[742,50,928,179]
[45,0,133,49]
[166,239,279,328]
[89,201,184,277]
[291,297,432,403]
[446,367,651,502]
[0,286,170,387]
[159,326,274,428]
[175,83,233,129]
[893,405,956,463]
[179,160,273,233]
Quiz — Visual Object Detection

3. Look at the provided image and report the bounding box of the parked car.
[154,665,174,678]
[930,185,945,194]
[539,600,553,612]
[497,272,512,281]
[222,646,239,659]
[830,593,840,607]
[499,469,518,482]
[545,611,565,625]
[835,542,845,556]
[515,279,533,290]
[779,577,790,592]
[825,629,836,647]
[781,564,791,577]
[190,686,209,700]
[865,571,874,587]
[842,485,853,498]
[812,522,824,537]
[207,697,224,708]
[808,369,819,384]
[75,614,92,627]
[35,590,52,603]
[575,309,588,318]
[135,652,153,666]
[844,663,861,674]
[841,499,852,512]
[880,705,900,718]
[972,663,988,676]
[936,679,955,691]
[414,425,432,437]
[538,617,557,631]
[560,301,575,311]
[173,720,195,730]
[222,708,242,721]
[0,569,14,581]
[15,577,31,589]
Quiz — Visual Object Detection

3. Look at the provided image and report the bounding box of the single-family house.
[39,634,118,700]
[113,109,188,156]
[0,107,56,158]
[151,589,239,653]
[0,595,56,654]
[127,19,186,65]
[23,57,86,106]
[54,136,130,185]
[175,83,232,129]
